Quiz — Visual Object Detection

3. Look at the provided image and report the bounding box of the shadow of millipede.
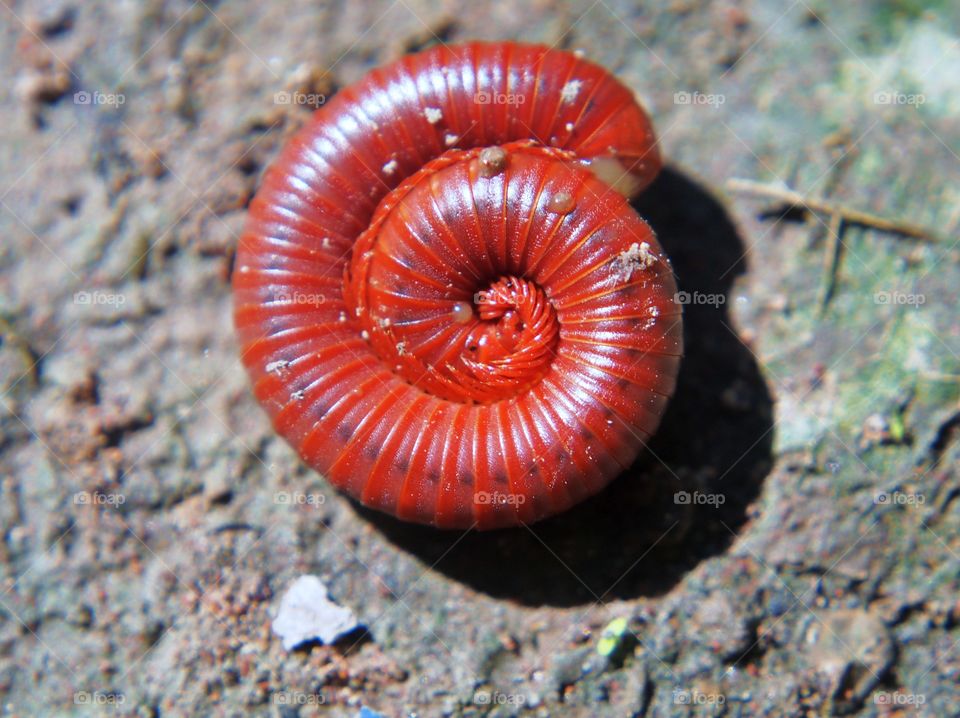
[352,166,775,607]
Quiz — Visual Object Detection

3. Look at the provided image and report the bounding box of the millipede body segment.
[233,41,682,529]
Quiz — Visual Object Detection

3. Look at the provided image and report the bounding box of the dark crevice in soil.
[101,415,154,448]
[927,409,960,466]
[401,19,458,54]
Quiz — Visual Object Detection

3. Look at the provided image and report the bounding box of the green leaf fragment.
[597,616,630,657]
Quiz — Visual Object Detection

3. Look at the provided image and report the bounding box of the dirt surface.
[2,1,959,716]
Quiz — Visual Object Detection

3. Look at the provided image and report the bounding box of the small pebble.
[546,191,575,214]
[478,146,508,177]
[451,302,473,323]
[560,80,583,103]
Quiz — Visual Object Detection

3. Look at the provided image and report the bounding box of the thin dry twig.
[726,178,940,243]
[818,211,844,314]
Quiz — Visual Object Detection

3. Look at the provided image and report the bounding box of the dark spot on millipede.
[312,403,330,420]
[426,470,441,484]
[337,422,354,440]
[364,444,379,460]
[396,456,410,472]
[555,449,569,463]
[528,463,540,477]
[462,471,476,486]
[579,426,592,439]
[493,472,508,486]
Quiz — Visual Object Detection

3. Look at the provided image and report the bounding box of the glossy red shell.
[233,41,682,529]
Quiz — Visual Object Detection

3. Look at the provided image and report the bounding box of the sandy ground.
[1,1,959,716]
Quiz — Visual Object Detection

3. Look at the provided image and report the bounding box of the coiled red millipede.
[233,41,683,529]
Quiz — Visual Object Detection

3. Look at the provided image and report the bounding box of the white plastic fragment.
[272,575,361,651]
[560,80,583,103]
[612,241,657,282]
[265,359,289,375]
